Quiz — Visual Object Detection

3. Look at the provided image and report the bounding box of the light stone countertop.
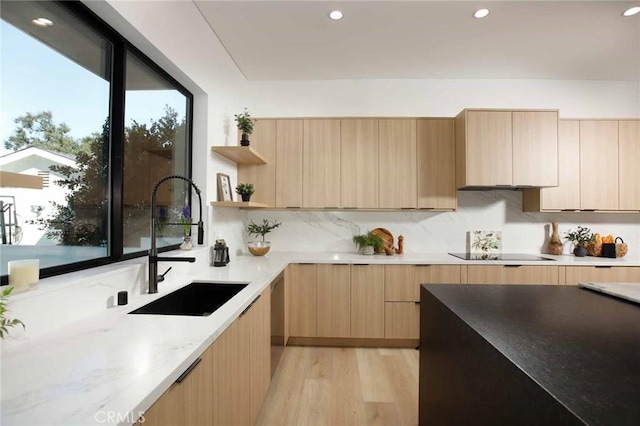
[1,250,639,426]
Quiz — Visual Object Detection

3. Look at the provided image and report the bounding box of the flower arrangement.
[180,205,192,237]
[564,226,594,247]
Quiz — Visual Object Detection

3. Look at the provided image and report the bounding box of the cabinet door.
[564,266,640,286]
[248,289,271,425]
[536,120,581,210]
[580,120,619,210]
[351,264,385,338]
[140,342,216,426]
[217,320,251,426]
[467,265,559,285]
[618,120,640,211]
[238,119,276,206]
[385,302,419,339]
[276,120,304,208]
[303,119,341,208]
[414,265,462,300]
[317,264,351,338]
[385,265,415,301]
[287,264,317,337]
[512,111,559,187]
[464,111,513,186]
[341,119,379,208]
[379,119,417,208]
[417,118,456,210]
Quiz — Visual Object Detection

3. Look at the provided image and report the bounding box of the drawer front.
[467,265,559,285]
[414,265,463,300]
[565,266,640,286]
[384,302,419,339]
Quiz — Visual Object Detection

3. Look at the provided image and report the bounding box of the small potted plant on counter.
[235,183,255,202]
[353,231,384,255]
[247,218,281,256]
[234,107,254,146]
[565,226,594,257]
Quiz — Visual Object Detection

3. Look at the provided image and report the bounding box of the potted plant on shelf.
[564,226,594,257]
[235,183,255,202]
[234,107,254,147]
[353,231,384,255]
[247,219,281,256]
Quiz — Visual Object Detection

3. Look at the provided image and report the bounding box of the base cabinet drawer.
[564,266,640,286]
[467,265,559,285]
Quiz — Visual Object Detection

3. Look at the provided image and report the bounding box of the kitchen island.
[419,284,640,426]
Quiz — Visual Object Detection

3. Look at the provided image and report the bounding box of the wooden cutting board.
[371,228,394,253]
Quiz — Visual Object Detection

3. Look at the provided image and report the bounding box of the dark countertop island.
[419,284,640,426]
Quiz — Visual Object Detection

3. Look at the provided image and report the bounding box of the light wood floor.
[255,346,419,426]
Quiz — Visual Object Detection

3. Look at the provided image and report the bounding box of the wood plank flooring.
[255,346,419,426]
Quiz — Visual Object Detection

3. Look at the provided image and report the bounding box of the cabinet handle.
[595,266,612,269]
[323,207,339,209]
[504,265,522,268]
[581,209,596,212]
[401,207,415,210]
[342,206,357,209]
[353,264,370,266]
[414,301,421,305]
[298,262,315,265]
[241,294,261,316]
[176,358,202,383]
[414,264,430,267]
[285,206,301,209]
[561,209,578,212]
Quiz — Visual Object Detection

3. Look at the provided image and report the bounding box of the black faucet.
[149,175,204,294]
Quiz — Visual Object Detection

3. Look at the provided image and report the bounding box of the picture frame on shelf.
[217,173,233,202]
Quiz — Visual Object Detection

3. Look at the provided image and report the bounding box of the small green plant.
[565,226,594,247]
[0,287,25,339]
[234,108,254,135]
[235,183,255,196]
[352,232,384,252]
[247,219,281,242]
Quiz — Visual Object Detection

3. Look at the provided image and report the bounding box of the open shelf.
[210,201,270,208]
[211,146,267,165]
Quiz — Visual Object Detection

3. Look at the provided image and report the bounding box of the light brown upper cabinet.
[303,119,341,208]
[580,120,618,210]
[455,109,558,188]
[341,119,379,209]
[275,120,304,208]
[512,111,559,187]
[522,120,581,211]
[378,119,417,208]
[417,119,456,210]
[238,119,276,206]
[618,120,640,211]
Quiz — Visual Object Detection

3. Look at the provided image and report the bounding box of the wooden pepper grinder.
[396,235,404,255]
[548,222,563,255]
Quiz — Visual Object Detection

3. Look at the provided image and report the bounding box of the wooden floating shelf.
[210,201,269,208]
[211,146,267,165]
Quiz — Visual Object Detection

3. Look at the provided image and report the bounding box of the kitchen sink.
[129,281,248,316]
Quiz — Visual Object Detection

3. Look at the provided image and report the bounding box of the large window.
[0,1,193,280]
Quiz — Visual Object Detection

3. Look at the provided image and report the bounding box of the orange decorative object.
[396,235,404,255]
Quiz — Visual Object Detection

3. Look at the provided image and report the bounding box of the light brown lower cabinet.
[564,266,640,286]
[317,264,351,338]
[466,265,559,285]
[138,288,270,426]
[287,264,318,337]
[384,301,420,339]
[351,264,385,338]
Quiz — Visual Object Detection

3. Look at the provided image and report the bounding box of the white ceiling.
[193,0,640,81]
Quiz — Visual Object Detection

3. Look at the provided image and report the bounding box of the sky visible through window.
[0,20,186,156]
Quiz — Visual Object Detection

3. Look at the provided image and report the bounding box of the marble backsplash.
[225,191,640,256]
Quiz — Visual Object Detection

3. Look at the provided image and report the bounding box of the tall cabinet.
[618,120,640,210]
[417,118,457,210]
[580,120,619,210]
[378,119,417,208]
[302,119,341,208]
[275,120,304,208]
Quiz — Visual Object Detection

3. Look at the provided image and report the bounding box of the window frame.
[0,0,194,284]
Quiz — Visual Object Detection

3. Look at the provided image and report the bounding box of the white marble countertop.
[2,250,639,426]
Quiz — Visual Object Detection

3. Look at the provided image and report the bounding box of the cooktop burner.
[448,253,556,261]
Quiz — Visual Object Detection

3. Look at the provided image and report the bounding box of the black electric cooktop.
[448,253,555,261]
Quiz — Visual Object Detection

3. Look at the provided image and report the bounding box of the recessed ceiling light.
[329,10,343,20]
[32,17,54,27]
[622,6,640,17]
[474,8,490,19]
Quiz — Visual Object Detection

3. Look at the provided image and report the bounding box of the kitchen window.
[0,1,193,281]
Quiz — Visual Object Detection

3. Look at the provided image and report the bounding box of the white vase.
[359,246,374,255]
[180,235,193,250]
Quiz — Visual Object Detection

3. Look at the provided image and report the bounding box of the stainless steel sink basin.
[129,281,248,316]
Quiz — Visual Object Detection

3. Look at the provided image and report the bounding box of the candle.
[8,259,39,290]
